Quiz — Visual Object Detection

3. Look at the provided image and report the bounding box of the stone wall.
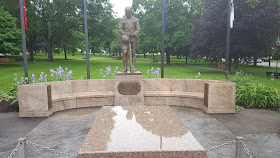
[18,78,236,117]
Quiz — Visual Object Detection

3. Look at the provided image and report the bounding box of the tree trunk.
[81,49,83,55]
[64,47,67,59]
[269,56,271,66]
[144,53,146,58]
[234,56,239,69]
[253,57,257,67]
[166,51,170,65]
[195,58,198,64]
[109,47,111,57]
[185,56,188,64]
[29,50,34,62]
[47,43,53,62]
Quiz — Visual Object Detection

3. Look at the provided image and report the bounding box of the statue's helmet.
[121,35,129,43]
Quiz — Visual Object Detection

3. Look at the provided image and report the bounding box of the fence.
[8,136,253,158]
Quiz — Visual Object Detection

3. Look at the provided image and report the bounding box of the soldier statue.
[118,7,141,72]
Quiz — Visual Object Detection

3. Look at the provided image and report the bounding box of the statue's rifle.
[129,41,132,73]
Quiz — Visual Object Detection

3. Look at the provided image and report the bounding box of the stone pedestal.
[78,106,207,158]
[114,71,144,106]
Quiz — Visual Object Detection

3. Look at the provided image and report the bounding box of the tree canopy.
[133,0,202,64]
[0,0,117,61]
[0,8,21,55]
[190,0,280,62]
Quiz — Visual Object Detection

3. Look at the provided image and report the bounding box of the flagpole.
[20,0,29,84]
[161,0,165,78]
[225,0,231,79]
[83,0,90,79]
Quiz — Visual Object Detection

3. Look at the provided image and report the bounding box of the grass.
[0,53,279,92]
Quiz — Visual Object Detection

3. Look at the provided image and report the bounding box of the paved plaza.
[1,106,280,158]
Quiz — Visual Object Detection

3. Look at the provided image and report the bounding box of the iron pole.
[20,0,29,84]
[225,0,231,78]
[161,0,165,78]
[83,0,90,79]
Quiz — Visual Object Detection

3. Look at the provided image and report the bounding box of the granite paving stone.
[1,106,280,158]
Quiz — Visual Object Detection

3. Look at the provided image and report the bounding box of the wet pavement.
[1,106,280,158]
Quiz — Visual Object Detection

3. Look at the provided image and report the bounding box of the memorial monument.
[118,6,141,73]
[115,6,144,106]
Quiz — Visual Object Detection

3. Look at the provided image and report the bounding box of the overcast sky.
[110,0,133,18]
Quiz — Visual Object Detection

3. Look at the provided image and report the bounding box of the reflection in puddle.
[106,106,203,152]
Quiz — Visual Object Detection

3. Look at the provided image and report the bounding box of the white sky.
[110,0,133,18]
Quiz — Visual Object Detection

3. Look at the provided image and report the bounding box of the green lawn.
[0,53,279,92]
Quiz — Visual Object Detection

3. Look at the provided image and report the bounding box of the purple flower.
[147,70,149,75]
[41,72,44,75]
[21,77,24,81]
[115,66,118,70]
[67,70,72,79]
[103,75,106,79]
[105,66,111,76]
[100,69,103,72]
[33,81,35,83]
[65,67,68,71]
[32,74,35,80]
[25,77,28,82]
[14,78,17,82]
[14,73,17,76]
[112,73,114,76]
[17,82,20,85]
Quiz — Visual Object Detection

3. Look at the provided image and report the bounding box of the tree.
[86,0,116,55]
[110,30,122,56]
[0,8,21,55]
[132,0,201,64]
[190,0,280,67]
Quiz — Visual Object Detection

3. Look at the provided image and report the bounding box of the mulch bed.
[0,100,19,113]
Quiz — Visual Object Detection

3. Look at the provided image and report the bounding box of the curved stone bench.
[143,79,236,113]
[18,78,236,117]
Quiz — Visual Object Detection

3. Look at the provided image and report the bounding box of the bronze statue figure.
[118,7,141,73]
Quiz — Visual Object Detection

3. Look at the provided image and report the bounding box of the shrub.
[0,91,12,101]
[236,83,280,108]
[9,84,18,104]
[228,71,253,88]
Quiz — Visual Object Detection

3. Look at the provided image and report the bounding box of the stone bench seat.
[144,91,203,99]
[18,77,236,117]
[52,91,115,113]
